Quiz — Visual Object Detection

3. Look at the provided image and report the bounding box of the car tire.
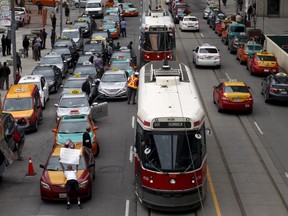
[54,84,58,93]
[34,120,38,132]
[230,49,233,54]
[225,39,228,45]
[42,98,45,110]
[213,95,216,104]
[239,57,243,65]
[95,143,100,157]
[75,3,79,7]
[217,103,222,113]
[216,64,221,69]
[247,108,253,114]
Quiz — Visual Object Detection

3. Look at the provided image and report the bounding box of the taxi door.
[41,76,49,106]
[90,94,108,120]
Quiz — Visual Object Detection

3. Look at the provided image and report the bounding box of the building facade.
[255,0,288,17]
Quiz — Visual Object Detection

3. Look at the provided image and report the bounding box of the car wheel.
[236,54,239,60]
[216,64,221,69]
[213,94,216,104]
[42,98,45,110]
[239,57,243,65]
[246,64,249,70]
[54,84,58,93]
[34,120,38,132]
[230,49,233,54]
[75,3,79,7]
[247,108,253,114]
[250,66,254,75]
[217,103,222,113]
[95,143,100,157]
[225,39,228,45]
[195,62,198,68]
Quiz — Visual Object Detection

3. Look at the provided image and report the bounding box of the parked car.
[227,34,250,54]
[179,15,200,31]
[236,41,262,64]
[39,52,68,78]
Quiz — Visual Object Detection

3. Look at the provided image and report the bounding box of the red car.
[40,145,95,201]
[215,19,232,36]
[247,51,279,75]
[213,81,253,113]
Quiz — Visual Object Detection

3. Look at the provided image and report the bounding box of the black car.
[207,8,220,25]
[54,38,77,54]
[52,45,79,68]
[73,61,98,79]
[228,34,250,54]
[172,8,185,24]
[2,113,16,152]
[73,20,91,38]
[82,40,105,55]
[209,12,226,30]
[76,53,94,66]
[261,72,288,103]
[32,65,63,93]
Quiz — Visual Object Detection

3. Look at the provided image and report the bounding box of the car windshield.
[199,48,218,53]
[103,16,119,23]
[230,26,245,33]
[33,68,54,78]
[64,79,85,88]
[62,31,80,39]
[55,40,73,47]
[52,47,70,55]
[111,61,131,70]
[142,131,202,172]
[235,35,250,42]
[143,32,175,51]
[91,31,108,39]
[77,56,92,64]
[256,55,276,61]
[224,86,249,93]
[87,3,101,8]
[103,23,116,29]
[59,97,89,108]
[274,76,288,84]
[4,98,33,111]
[74,22,89,29]
[184,17,197,21]
[102,73,127,82]
[46,156,85,171]
[111,52,130,60]
[83,43,103,52]
[74,66,97,77]
[246,44,262,51]
[40,57,62,64]
[59,120,89,133]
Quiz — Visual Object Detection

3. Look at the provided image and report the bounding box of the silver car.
[39,52,68,78]
[192,43,221,68]
[98,70,128,99]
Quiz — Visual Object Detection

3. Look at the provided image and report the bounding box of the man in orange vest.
[127,72,139,104]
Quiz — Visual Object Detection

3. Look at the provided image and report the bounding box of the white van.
[85,0,104,19]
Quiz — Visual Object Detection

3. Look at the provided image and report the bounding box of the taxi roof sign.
[74,74,81,78]
[15,88,25,93]
[83,61,92,66]
[77,18,85,22]
[70,89,82,94]
[92,36,105,41]
[112,68,119,71]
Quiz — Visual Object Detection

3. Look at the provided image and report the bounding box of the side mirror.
[92,102,98,106]
[54,104,59,107]
[52,128,57,133]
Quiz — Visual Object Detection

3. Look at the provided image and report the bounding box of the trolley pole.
[11,0,17,83]
[60,0,63,37]
[218,0,221,12]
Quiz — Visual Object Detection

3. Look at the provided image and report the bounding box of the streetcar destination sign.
[153,122,191,128]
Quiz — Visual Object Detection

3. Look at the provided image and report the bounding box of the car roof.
[7,84,37,98]
[63,27,80,32]
[61,93,87,98]
[183,15,197,19]
[19,75,43,82]
[43,52,62,57]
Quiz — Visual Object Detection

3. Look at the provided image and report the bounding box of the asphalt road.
[1,0,288,216]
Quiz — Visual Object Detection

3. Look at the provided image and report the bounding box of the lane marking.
[176,54,179,61]
[285,172,288,178]
[207,167,222,216]
[254,121,264,135]
[132,116,135,129]
[125,200,130,216]
[129,146,133,163]
[200,33,204,38]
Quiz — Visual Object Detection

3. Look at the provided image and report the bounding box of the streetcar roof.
[137,61,205,130]
[141,10,175,29]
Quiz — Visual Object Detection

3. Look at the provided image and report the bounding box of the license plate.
[264,69,269,72]
[280,91,287,95]
[234,98,241,102]
[207,56,213,59]
[245,104,250,107]
[59,193,67,198]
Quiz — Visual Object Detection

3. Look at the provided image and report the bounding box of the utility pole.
[60,0,63,37]
[11,0,17,83]
[218,0,221,12]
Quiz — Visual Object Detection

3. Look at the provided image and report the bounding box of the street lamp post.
[11,0,17,83]
[60,0,63,37]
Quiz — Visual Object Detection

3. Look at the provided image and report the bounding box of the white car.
[179,16,200,31]
[192,43,221,68]
[18,75,49,108]
[39,52,68,78]
[62,27,83,50]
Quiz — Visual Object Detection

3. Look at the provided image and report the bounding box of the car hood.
[3,110,34,119]
[99,81,126,89]
[46,170,84,184]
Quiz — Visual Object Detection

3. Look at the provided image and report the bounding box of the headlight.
[79,180,89,188]
[40,181,51,190]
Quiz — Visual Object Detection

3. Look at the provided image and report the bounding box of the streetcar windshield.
[142,131,202,172]
[143,32,175,51]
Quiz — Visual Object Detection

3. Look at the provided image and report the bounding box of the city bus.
[139,10,176,66]
[134,60,207,211]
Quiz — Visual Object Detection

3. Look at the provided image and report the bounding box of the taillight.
[246,96,253,101]
[215,55,220,60]
[233,42,239,46]
[269,87,277,93]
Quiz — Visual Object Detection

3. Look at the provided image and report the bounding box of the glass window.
[40,57,62,64]
[143,32,175,51]
[256,55,276,61]
[101,73,127,82]
[4,98,33,111]
[64,79,85,88]
[59,97,89,108]
[224,85,249,93]
[62,31,80,39]
[59,121,89,133]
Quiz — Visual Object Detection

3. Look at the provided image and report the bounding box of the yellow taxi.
[213,80,253,113]
[2,84,43,131]
[247,50,279,75]
[39,145,95,201]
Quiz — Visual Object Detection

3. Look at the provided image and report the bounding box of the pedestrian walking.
[14,71,21,84]
[115,42,121,50]
[36,34,42,58]
[237,0,243,12]
[127,41,133,50]
[33,41,40,61]
[148,0,151,11]
[37,2,43,14]
[0,62,11,90]
[1,35,6,56]
[65,4,70,24]
[22,35,30,58]
[50,28,56,48]
[51,11,57,30]
[16,53,22,73]
[6,36,11,55]
[13,118,30,161]
[32,37,36,60]
[60,162,83,209]
[120,18,127,37]
[127,71,139,104]
[107,43,114,62]
[247,4,253,20]
[222,0,227,6]
[82,127,92,150]
[81,76,91,96]
[91,19,97,32]
[42,28,47,49]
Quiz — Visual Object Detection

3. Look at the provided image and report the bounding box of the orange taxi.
[247,51,279,75]
[215,18,232,36]
[121,3,139,17]
[220,21,231,43]
[213,80,253,113]
[236,41,262,64]
[52,112,100,157]
[33,0,60,6]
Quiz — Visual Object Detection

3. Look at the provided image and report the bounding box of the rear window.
[256,55,276,61]
[230,26,245,33]
[87,3,101,8]
[274,76,288,84]
[199,48,218,54]
[224,86,249,93]
[246,45,262,51]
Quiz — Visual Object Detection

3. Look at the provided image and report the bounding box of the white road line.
[129,146,133,162]
[132,116,135,129]
[285,172,288,178]
[225,73,230,80]
[125,200,130,216]
[200,33,204,38]
[254,121,264,135]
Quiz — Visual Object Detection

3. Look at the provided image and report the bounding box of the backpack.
[13,126,22,143]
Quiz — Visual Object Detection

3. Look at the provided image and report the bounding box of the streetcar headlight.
[170,179,176,184]
[192,179,195,183]
[149,179,154,184]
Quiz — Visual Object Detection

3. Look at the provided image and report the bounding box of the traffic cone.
[27,157,36,176]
